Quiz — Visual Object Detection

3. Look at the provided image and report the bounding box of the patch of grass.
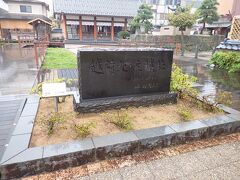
[74,122,96,138]
[42,48,77,69]
[177,106,192,121]
[104,110,133,130]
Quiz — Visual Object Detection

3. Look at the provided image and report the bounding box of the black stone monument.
[73,48,177,113]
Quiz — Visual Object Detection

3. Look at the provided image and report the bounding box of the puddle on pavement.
[175,59,240,111]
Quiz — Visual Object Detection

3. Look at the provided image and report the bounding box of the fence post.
[17,35,21,47]
[34,43,39,68]
[195,44,199,59]
[212,47,216,55]
[180,34,185,56]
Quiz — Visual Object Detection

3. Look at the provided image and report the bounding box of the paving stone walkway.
[76,141,240,180]
[0,95,26,160]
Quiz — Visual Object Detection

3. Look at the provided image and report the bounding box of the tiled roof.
[216,40,240,51]
[206,21,231,28]
[0,9,8,14]
[0,13,51,22]
[53,0,140,17]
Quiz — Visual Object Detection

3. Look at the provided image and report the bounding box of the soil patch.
[30,96,223,147]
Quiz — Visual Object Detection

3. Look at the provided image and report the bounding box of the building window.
[152,0,160,4]
[165,0,181,5]
[20,5,32,13]
[141,0,160,5]
[174,0,181,5]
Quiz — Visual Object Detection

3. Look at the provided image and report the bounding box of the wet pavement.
[0,44,38,95]
[174,56,240,111]
[0,44,239,111]
[0,95,26,160]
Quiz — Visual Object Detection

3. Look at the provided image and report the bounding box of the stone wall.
[127,34,224,52]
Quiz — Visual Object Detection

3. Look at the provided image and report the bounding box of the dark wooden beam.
[111,17,114,41]
[94,16,97,41]
[63,14,68,40]
[124,18,127,31]
[79,16,83,41]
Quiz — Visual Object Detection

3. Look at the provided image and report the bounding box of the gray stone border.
[73,92,178,113]
[1,95,240,179]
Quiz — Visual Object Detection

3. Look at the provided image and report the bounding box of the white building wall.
[42,5,47,16]
[142,0,203,26]
[0,0,8,11]
[7,2,47,16]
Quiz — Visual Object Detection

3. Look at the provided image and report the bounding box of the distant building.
[141,0,202,27]
[53,0,140,42]
[0,0,51,40]
[0,0,8,12]
[206,0,240,37]
[217,0,240,17]
[141,0,202,35]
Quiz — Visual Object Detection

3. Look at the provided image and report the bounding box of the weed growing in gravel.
[39,112,65,135]
[104,109,133,130]
[177,106,193,121]
[74,122,96,138]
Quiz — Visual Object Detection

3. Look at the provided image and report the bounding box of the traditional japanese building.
[53,0,140,42]
[0,0,50,40]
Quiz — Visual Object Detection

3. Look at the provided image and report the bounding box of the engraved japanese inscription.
[78,48,173,100]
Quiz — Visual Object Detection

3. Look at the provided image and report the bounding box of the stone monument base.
[73,92,177,113]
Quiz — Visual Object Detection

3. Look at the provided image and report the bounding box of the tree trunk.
[200,22,205,34]
[180,30,184,56]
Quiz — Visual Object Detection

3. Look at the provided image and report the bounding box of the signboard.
[78,48,173,100]
[42,82,71,97]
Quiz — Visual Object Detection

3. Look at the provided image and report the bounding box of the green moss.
[42,48,77,69]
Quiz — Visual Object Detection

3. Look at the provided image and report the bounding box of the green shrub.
[40,112,65,135]
[0,40,5,45]
[210,51,240,73]
[104,110,133,130]
[117,31,130,39]
[170,63,197,98]
[177,106,192,121]
[74,122,95,138]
